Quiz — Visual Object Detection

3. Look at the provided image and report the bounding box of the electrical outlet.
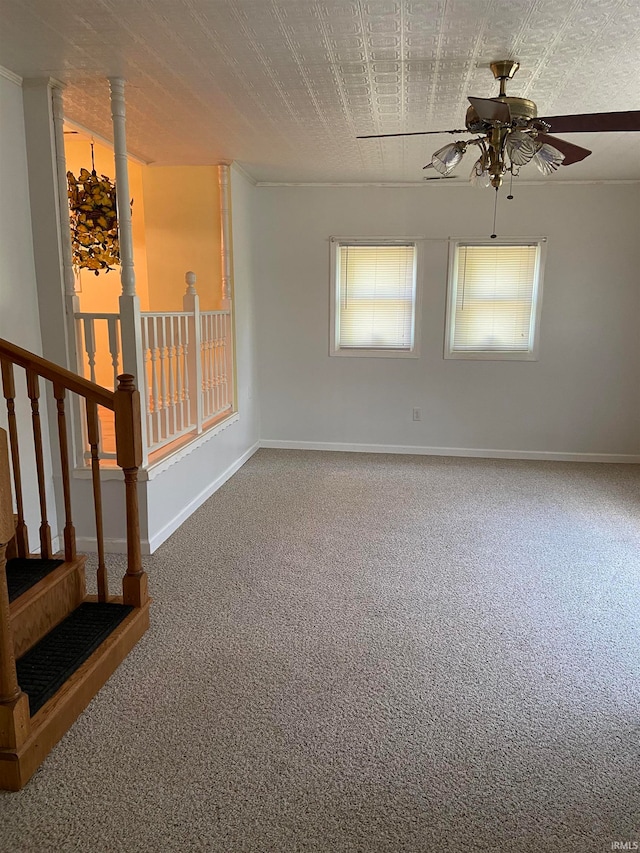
[412,407,422,422]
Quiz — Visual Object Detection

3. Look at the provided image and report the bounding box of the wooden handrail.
[0,338,115,410]
[0,337,148,610]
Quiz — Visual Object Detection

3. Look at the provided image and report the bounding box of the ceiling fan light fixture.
[431,141,466,176]
[470,157,491,188]
[505,130,538,166]
[532,142,565,176]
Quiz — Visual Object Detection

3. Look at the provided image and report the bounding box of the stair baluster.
[53,383,76,562]
[0,362,29,558]
[86,401,107,601]
[0,429,31,752]
[25,370,52,559]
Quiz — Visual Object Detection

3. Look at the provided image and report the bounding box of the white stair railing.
[201,311,232,421]
[140,311,196,452]
[76,314,122,390]
[75,273,233,460]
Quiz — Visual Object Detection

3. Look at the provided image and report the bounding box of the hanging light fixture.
[469,154,491,188]
[357,59,603,236]
[416,61,573,191]
[357,52,614,196]
[504,129,538,166]
[430,141,467,176]
[67,140,121,275]
[424,124,567,187]
[532,143,565,175]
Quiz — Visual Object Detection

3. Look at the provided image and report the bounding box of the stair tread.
[17,602,134,716]
[6,558,65,603]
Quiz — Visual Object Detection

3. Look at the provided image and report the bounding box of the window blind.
[451,243,540,352]
[337,244,416,349]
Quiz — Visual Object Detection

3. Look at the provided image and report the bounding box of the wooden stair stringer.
[0,598,150,791]
[9,556,87,658]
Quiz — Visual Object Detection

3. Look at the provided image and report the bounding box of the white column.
[109,77,147,465]
[109,77,135,298]
[51,83,85,467]
[218,163,232,309]
[218,163,236,412]
[21,78,69,527]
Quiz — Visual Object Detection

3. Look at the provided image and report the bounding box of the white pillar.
[51,84,85,468]
[217,164,236,412]
[109,77,147,466]
[218,163,232,309]
[109,77,136,298]
[21,79,71,529]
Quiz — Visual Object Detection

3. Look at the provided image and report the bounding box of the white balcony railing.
[74,275,234,462]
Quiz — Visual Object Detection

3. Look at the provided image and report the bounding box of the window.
[330,239,420,358]
[445,240,545,360]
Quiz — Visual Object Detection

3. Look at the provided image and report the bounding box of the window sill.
[445,350,538,361]
[331,347,420,359]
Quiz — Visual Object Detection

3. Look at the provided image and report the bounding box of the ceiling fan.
[357,60,640,190]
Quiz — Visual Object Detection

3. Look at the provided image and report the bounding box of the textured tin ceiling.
[1,0,639,183]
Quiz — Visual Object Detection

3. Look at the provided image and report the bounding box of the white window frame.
[444,237,546,361]
[329,237,422,359]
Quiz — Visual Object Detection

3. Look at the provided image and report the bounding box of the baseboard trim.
[74,440,260,555]
[75,535,143,556]
[259,439,640,464]
[146,440,261,553]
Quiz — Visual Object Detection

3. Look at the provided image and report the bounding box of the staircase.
[0,339,149,790]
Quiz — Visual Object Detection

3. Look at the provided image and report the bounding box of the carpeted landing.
[1,449,640,852]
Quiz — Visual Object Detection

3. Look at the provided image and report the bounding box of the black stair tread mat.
[17,602,134,716]
[6,559,65,603]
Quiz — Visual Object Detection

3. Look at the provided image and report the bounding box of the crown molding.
[231,162,258,185]
[254,178,640,188]
[63,118,150,165]
[253,178,640,192]
[22,76,65,90]
[0,64,22,86]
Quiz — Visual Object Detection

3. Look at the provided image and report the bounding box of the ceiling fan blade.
[539,111,640,133]
[468,96,511,124]
[357,128,466,139]
[537,133,591,165]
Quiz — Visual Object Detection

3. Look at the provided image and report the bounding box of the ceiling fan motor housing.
[465,96,537,132]
[504,97,538,124]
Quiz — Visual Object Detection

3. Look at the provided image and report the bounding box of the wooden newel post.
[0,429,30,749]
[114,375,148,608]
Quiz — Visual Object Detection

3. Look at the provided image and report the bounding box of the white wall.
[254,182,640,459]
[0,70,59,547]
[143,164,261,550]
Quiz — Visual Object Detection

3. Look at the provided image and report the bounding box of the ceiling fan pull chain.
[491,188,499,239]
[507,169,514,200]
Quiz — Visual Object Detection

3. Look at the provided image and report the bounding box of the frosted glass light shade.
[431,142,465,176]
[532,143,564,176]
[505,130,537,166]
[470,157,491,187]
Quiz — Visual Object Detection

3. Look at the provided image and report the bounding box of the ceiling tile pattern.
[1,0,639,182]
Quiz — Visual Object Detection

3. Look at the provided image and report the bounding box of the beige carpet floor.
[2,449,640,852]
